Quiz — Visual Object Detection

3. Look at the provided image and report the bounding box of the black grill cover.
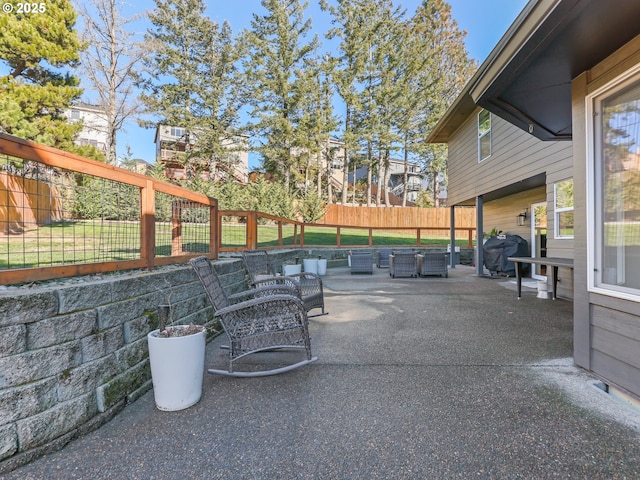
[483,234,528,276]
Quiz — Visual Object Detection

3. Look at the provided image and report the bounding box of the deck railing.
[0,133,217,285]
[0,133,476,286]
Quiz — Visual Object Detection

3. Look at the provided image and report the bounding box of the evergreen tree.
[405,0,475,206]
[140,0,243,182]
[0,0,84,149]
[321,0,372,204]
[242,0,319,192]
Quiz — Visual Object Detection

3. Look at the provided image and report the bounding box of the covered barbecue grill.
[483,234,528,276]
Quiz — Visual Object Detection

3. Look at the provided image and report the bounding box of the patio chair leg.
[208,356,318,377]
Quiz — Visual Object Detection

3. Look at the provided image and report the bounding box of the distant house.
[65,103,109,157]
[119,158,152,175]
[348,157,424,204]
[154,125,249,183]
[429,0,640,404]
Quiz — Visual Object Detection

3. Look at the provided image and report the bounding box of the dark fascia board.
[470,0,640,141]
[426,0,540,144]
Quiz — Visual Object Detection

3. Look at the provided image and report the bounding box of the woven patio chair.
[350,251,373,274]
[190,256,317,377]
[417,253,448,278]
[242,250,326,317]
[389,251,418,278]
[377,248,393,268]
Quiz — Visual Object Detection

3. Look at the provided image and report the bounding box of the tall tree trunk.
[316,149,322,197]
[402,137,409,207]
[367,140,373,207]
[383,150,391,207]
[432,169,439,207]
[341,106,351,204]
[325,138,332,203]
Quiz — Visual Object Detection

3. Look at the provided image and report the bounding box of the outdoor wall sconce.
[517,208,528,227]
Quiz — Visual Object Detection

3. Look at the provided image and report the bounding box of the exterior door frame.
[531,201,547,280]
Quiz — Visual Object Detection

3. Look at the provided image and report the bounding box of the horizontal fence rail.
[219,210,477,252]
[0,133,218,285]
[0,133,477,286]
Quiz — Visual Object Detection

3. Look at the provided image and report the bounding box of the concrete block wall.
[0,258,246,473]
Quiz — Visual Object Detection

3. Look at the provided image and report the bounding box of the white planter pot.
[317,259,327,276]
[147,326,206,411]
[283,264,302,276]
[303,258,318,274]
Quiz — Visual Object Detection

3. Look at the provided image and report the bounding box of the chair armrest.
[252,276,302,293]
[228,284,300,303]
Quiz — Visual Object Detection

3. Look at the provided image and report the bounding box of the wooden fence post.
[210,201,218,259]
[171,200,182,256]
[247,211,258,250]
[141,180,155,270]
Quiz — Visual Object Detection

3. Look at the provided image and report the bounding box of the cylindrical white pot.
[283,264,302,275]
[303,258,318,274]
[317,259,327,276]
[537,280,551,299]
[147,326,206,411]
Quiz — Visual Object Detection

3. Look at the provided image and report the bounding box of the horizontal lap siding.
[447,111,572,206]
[591,302,640,394]
[483,188,546,240]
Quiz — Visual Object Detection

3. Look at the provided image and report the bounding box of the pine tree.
[242,0,319,192]
[140,0,243,182]
[322,0,372,204]
[0,0,84,149]
[405,0,476,206]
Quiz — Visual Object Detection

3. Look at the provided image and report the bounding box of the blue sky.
[105,0,529,167]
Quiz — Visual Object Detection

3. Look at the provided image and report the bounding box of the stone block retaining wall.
[0,258,246,474]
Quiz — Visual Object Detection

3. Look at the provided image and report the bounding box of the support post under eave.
[476,195,484,276]
[449,206,456,269]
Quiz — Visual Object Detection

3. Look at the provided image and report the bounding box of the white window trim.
[554,180,574,239]
[586,62,640,302]
[478,110,491,162]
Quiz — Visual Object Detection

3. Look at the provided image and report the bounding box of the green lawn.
[0,220,474,269]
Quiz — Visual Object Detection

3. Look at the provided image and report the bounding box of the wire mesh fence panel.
[0,157,141,269]
[154,193,212,256]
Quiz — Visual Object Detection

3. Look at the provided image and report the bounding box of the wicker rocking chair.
[190,256,317,377]
[242,250,327,317]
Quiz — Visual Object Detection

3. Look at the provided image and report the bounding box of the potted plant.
[147,303,206,411]
[483,227,503,241]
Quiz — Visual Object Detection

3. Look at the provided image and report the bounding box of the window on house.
[590,67,640,296]
[478,109,491,161]
[554,179,574,238]
[170,127,185,138]
[70,110,81,120]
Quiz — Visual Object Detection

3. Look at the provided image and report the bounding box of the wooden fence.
[319,204,476,228]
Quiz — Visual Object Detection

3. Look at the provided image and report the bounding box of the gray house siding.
[571,34,640,397]
[447,109,574,298]
[448,111,572,203]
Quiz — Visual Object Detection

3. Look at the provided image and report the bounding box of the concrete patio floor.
[4,265,640,479]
